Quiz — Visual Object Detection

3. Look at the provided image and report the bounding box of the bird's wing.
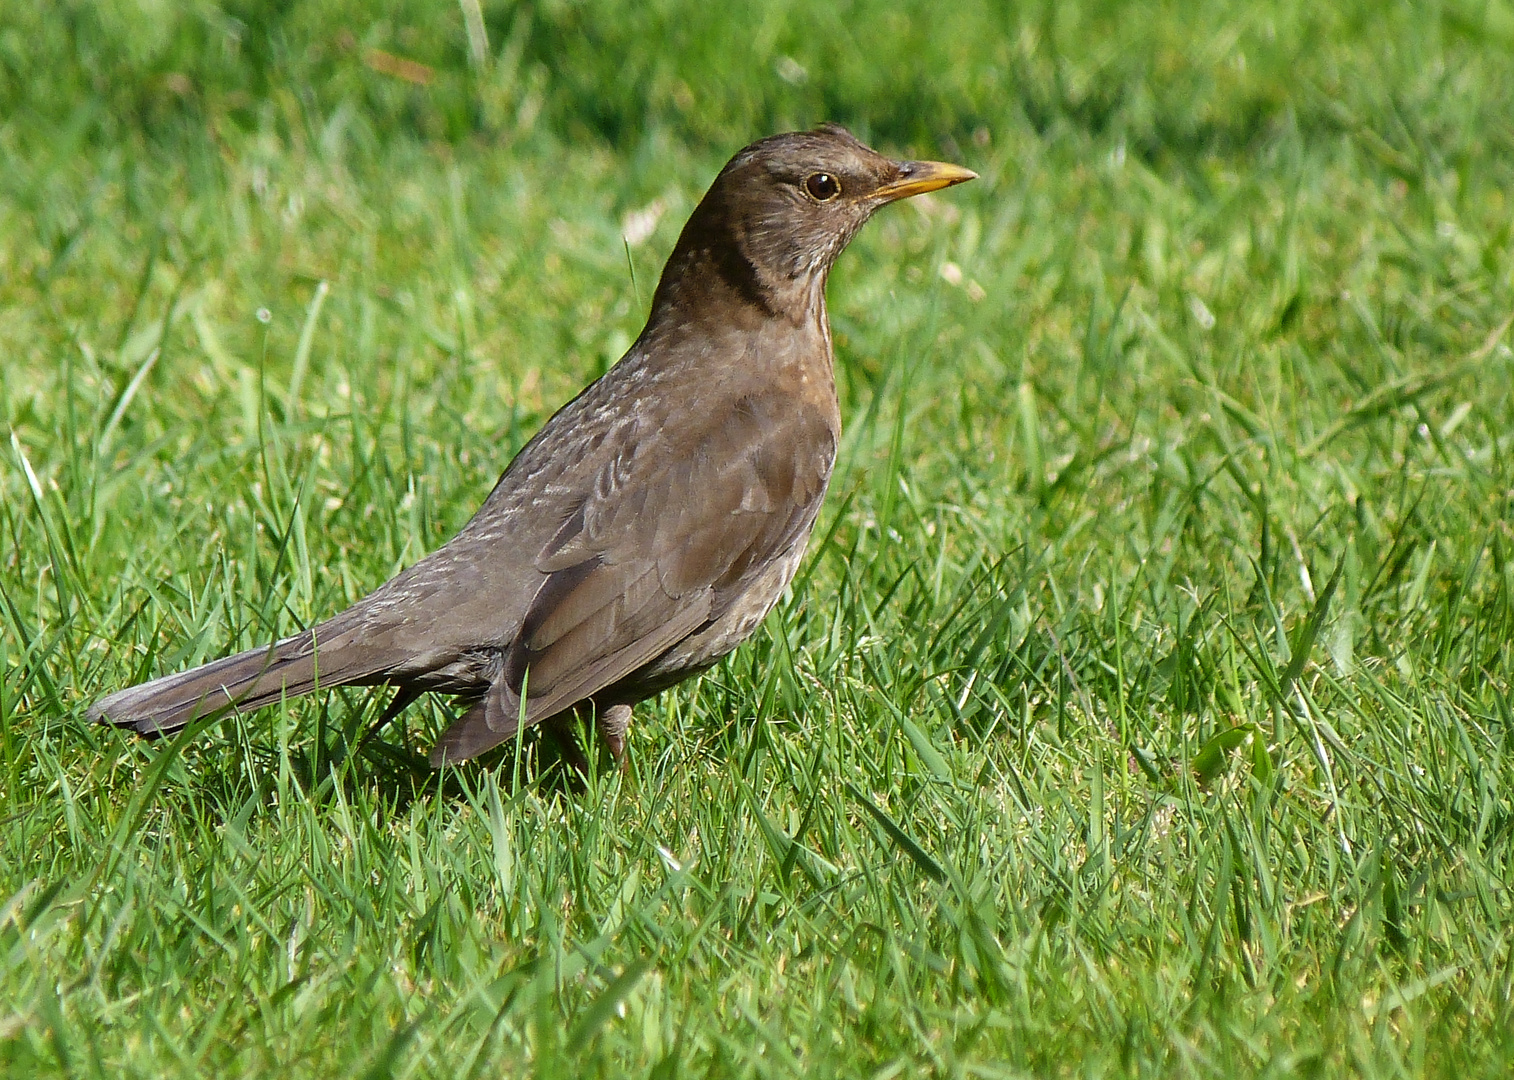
[434,388,834,760]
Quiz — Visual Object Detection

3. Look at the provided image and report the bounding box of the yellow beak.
[874,160,978,202]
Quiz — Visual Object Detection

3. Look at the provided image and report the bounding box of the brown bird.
[88,124,976,768]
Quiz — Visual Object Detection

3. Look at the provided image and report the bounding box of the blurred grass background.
[4,0,1514,1076]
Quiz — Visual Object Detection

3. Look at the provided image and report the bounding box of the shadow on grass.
[82,694,610,828]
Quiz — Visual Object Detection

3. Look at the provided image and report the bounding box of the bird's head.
[651,124,977,325]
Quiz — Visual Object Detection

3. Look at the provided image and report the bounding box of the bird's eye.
[804,173,841,201]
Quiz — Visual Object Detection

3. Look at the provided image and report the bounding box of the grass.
[4,0,1514,1075]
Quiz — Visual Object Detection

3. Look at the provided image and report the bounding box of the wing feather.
[433,387,835,762]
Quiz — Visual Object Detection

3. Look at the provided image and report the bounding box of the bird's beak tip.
[875,161,978,202]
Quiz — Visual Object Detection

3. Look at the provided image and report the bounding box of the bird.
[88,124,976,769]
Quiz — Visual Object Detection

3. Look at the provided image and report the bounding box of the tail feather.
[88,630,346,734]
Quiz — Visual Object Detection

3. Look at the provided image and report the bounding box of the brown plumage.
[88,125,976,767]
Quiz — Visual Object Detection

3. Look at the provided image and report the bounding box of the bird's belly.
[618,539,811,698]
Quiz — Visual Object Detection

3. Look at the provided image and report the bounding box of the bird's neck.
[627,254,831,401]
[645,243,828,335]
[646,187,835,330]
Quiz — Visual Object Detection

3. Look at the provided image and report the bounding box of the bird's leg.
[542,713,592,778]
[358,685,424,750]
[596,704,632,768]
[541,704,629,780]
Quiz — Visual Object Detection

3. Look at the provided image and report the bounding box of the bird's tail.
[88,630,345,735]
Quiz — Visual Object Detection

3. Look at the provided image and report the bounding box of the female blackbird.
[89,125,976,767]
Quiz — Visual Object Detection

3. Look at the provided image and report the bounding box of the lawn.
[3,1,1514,1076]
